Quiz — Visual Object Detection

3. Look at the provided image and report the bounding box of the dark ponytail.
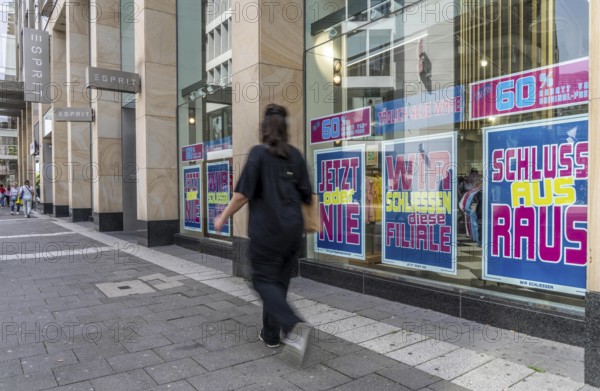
[261,104,289,158]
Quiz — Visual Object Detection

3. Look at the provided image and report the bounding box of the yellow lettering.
[511,182,532,207]
[442,191,451,214]
[532,180,553,207]
[554,177,576,205]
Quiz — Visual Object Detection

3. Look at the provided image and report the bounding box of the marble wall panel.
[144,0,176,15]
[136,62,177,120]
[142,10,176,67]
[135,168,178,221]
[68,123,91,152]
[93,0,120,28]
[258,0,303,70]
[93,174,124,213]
[94,24,120,66]
[95,137,122,176]
[69,174,92,209]
[231,0,260,74]
[93,100,122,139]
[142,116,177,170]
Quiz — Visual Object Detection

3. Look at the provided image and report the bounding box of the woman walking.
[20,180,33,218]
[214,104,313,364]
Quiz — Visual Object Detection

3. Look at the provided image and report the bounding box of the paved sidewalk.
[0,210,597,391]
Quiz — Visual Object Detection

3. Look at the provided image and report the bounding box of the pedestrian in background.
[20,180,33,218]
[9,183,20,215]
[214,104,313,365]
[0,184,5,208]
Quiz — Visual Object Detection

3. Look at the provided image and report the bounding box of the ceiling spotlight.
[333,74,342,86]
[488,116,496,123]
[188,116,196,125]
[480,58,489,67]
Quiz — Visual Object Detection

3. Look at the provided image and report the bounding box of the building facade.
[5,0,600,386]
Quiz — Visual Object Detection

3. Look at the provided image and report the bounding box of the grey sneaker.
[282,322,311,366]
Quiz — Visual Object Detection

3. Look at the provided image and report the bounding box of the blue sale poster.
[375,85,464,135]
[483,115,588,296]
[315,146,365,260]
[183,165,202,232]
[382,133,457,274]
[207,161,231,236]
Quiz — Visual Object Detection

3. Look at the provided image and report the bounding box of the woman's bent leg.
[250,244,302,336]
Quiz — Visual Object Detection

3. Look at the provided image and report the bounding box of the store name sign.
[22,28,50,103]
[86,67,141,93]
[470,57,589,120]
[310,107,371,144]
[54,107,94,122]
[181,143,204,162]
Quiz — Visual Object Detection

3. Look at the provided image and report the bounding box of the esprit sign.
[22,28,50,103]
[86,67,141,93]
[54,108,94,122]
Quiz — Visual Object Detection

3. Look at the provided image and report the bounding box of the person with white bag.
[20,180,34,218]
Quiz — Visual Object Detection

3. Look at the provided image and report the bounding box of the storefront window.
[177,0,233,240]
[305,0,590,309]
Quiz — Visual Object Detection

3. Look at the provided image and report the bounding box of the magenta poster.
[382,134,457,274]
[470,57,588,120]
[310,107,371,144]
[181,143,204,162]
[183,165,202,232]
[206,161,231,236]
[314,146,365,260]
[483,115,588,295]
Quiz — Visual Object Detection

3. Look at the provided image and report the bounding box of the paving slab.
[330,373,410,391]
[452,358,536,391]
[336,321,399,344]
[89,369,158,391]
[378,363,443,390]
[145,357,207,384]
[187,367,256,391]
[324,350,398,379]
[284,363,352,391]
[507,372,583,391]
[416,348,495,380]
[386,338,461,366]
[53,359,114,385]
[192,341,276,371]
[146,380,197,391]
[0,371,58,391]
[106,349,164,373]
[359,330,424,354]
[21,350,79,374]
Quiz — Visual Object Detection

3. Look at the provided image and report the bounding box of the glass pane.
[304,0,590,310]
